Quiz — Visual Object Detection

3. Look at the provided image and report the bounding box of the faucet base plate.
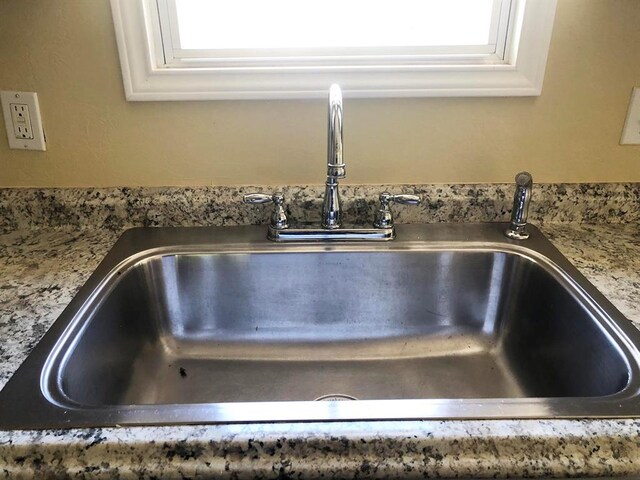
[267,227,395,242]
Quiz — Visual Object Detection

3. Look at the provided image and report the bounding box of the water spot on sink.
[314,394,358,401]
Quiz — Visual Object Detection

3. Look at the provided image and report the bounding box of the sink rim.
[2,223,640,430]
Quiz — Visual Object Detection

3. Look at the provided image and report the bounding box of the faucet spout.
[326,84,345,179]
[322,84,345,229]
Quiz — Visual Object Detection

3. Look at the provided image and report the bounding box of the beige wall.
[0,0,639,187]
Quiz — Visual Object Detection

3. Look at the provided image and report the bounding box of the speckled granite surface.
[0,183,638,233]
[0,185,639,479]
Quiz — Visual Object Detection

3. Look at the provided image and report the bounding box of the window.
[110,0,557,100]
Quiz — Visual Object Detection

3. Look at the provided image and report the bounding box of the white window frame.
[110,0,557,100]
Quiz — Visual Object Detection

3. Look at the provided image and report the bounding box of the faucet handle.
[244,193,276,204]
[374,192,421,229]
[243,192,289,230]
[382,193,421,206]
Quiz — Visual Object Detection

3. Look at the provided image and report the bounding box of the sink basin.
[1,224,640,429]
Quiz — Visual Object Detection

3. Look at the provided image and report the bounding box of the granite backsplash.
[0,183,638,233]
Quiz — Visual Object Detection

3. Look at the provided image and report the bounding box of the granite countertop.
[0,184,639,479]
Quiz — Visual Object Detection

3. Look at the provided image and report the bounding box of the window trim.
[110,0,557,100]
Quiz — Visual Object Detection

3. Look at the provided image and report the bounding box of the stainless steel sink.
[1,224,640,429]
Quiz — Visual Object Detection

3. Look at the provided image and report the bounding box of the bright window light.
[175,0,497,50]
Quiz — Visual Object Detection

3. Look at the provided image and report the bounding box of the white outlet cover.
[0,91,47,151]
[621,87,640,145]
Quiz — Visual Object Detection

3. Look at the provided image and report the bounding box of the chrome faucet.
[322,84,346,229]
[505,172,533,240]
[243,84,421,242]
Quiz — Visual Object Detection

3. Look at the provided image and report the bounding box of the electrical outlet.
[9,104,34,139]
[621,87,640,145]
[0,91,46,151]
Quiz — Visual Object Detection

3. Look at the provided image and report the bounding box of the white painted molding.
[110,0,557,100]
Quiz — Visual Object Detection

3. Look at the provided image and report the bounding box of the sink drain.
[314,394,358,401]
